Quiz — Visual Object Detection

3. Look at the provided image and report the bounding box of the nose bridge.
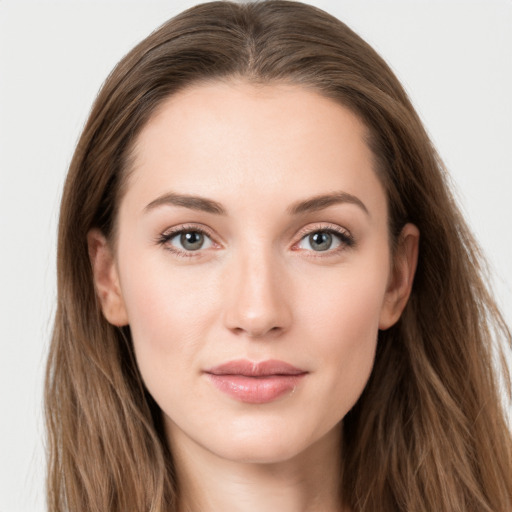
[223,239,291,338]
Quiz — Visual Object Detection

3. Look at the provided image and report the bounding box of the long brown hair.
[45,1,512,511]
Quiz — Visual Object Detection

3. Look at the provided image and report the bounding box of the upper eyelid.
[162,223,216,239]
[295,222,351,238]
[160,222,350,240]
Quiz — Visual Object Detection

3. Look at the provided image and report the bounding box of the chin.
[200,416,338,465]
[211,436,308,465]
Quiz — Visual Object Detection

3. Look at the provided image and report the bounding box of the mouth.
[204,359,308,404]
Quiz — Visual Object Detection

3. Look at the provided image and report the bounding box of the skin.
[88,81,419,512]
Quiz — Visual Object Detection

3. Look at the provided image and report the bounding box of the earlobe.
[87,229,129,326]
[379,223,419,330]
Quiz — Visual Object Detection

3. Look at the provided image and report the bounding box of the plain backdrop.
[1,1,511,510]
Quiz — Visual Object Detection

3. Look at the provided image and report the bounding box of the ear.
[87,229,129,326]
[379,223,419,330]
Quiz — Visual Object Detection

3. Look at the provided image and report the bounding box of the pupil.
[181,231,204,250]
[310,231,332,251]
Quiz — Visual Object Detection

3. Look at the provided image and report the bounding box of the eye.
[157,225,215,256]
[295,227,354,254]
[171,230,212,251]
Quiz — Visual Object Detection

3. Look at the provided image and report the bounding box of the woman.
[45,1,512,511]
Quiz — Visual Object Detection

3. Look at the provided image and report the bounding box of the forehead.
[125,80,386,219]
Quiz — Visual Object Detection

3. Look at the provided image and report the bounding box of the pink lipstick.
[204,359,307,404]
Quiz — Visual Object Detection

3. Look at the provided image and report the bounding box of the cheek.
[297,260,389,413]
[300,257,388,347]
[116,251,218,385]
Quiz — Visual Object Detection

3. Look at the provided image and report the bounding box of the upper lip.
[205,359,306,377]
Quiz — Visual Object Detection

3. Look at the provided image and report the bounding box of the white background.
[1,1,511,510]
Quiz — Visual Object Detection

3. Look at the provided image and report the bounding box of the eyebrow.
[286,191,369,216]
[144,190,369,216]
[144,192,227,215]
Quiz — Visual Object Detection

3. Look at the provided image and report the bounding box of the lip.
[204,359,307,404]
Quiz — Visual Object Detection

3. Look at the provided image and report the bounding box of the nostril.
[230,323,283,339]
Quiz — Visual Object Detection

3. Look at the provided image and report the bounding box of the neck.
[167,422,346,512]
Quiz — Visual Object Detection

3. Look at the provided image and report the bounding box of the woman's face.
[90,81,417,464]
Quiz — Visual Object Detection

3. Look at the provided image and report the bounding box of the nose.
[222,246,292,339]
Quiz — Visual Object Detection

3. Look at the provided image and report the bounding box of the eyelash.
[156,224,216,258]
[294,224,355,257]
[156,223,355,259]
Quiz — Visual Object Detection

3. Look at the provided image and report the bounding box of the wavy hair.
[45,1,512,511]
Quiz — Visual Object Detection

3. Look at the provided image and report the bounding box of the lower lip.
[205,373,306,404]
